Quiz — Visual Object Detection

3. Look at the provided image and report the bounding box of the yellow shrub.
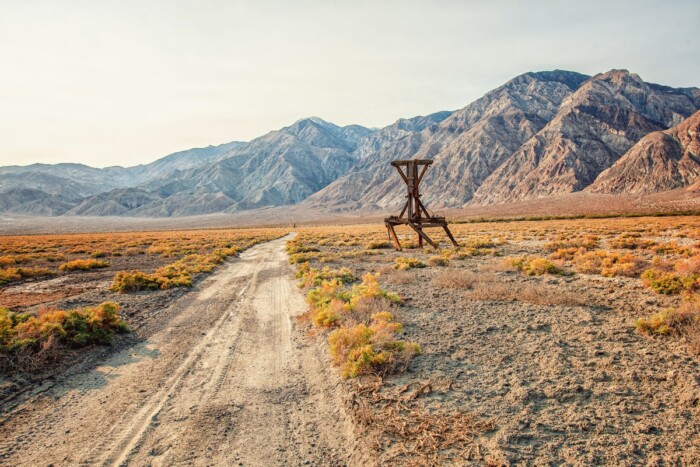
[0,302,129,370]
[59,259,110,271]
[508,256,564,276]
[0,267,55,285]
[544,234,598,251]
[428,256,449,267]
[641,270,699,295]
[572,250,646,277]
[328,312,420,378]
[393,257,426,270]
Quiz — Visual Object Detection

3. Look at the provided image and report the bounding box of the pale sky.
[1,0,698,168]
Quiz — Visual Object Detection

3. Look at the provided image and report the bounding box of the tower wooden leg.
[443,225,459,247]
[407,222,438,249]
[387,223,402,251]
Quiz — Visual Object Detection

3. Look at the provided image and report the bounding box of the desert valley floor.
[0,216,699,465]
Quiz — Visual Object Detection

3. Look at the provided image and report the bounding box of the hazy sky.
[1,0,698,168]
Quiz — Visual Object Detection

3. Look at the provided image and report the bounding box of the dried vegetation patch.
[291,216,700,463]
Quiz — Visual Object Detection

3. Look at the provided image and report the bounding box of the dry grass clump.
[572,250,646,277]
[507,256,565,276]
[636,299,700,353]
[394,257,427,270]
[608,233,656,250]
[427,256,449,267]
[59,259,110,271]
[385,270,416,285]
[449,237,502,258]
[0,302,129,371]
[543,234,598,251]
[468,282,585,306]
[674,254,700,275]
[434,270,476,289]
[366,240,391,250]
[550,247,585,261]
[652,242,694,257]
[329,312,420,378]
[352,378,495,465]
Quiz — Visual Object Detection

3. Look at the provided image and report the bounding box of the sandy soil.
[0,235,366,466]
[328,233,700,464]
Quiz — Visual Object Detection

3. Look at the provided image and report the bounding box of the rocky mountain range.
[1,69,699,217]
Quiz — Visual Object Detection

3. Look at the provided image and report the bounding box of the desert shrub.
[328,312,420,378]
[653,242,693,257]
[348,273,401,308]
[111,253,230,292]
[550,247,585,261]
[307,280,344,327]
[296,263,356,288]
[609,234,656,250]
[385,270,415,285]
[428,256,449,267]
[0,302,129,371]
[434,270,475,289]
[463,237,498,249]
[366,241,391,250]
[288,253,313,264]
[544,234,598,251]
[508,256,564,276]
[306,273,400,328]
[286,241,320,255]
[0,267,55,285]
[636,302,699,340]
[393,257,426,270]
[449,247,498,259]
[44,254,66,263]
[641,270,699,295]
[675,255,700,275]
[59,259,110,271]
[90,251,108,258]
[572,250,646,277]
[110,271,162,292]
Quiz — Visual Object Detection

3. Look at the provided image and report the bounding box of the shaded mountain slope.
[472,70,700,204]
[587,111,700,194]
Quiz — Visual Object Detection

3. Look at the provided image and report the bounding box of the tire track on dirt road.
[0,234,362,466]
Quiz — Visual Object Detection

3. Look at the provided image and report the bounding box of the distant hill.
[2,69,698,217]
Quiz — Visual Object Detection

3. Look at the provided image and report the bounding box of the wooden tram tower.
[384,159,458,250]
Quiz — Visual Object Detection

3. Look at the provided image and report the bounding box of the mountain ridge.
[2,69,699,217]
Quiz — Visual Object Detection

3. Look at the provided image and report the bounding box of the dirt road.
[0,235,361,466]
